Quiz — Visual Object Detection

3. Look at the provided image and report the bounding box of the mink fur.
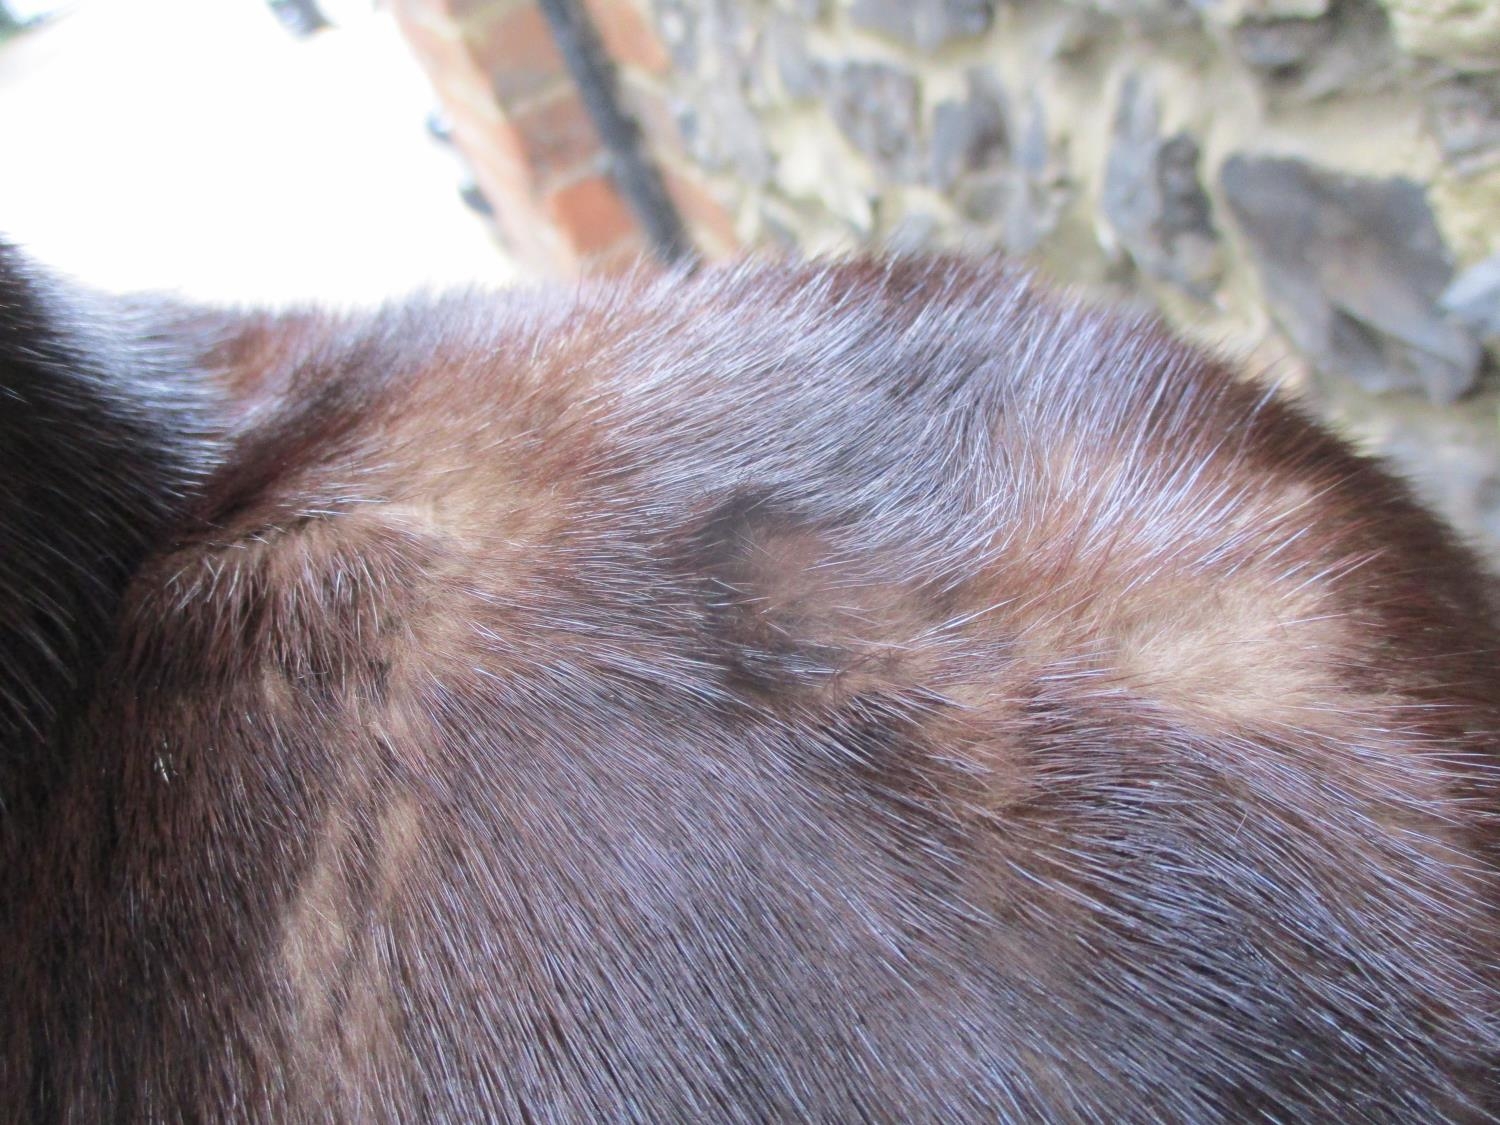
[0,243,1496,1122]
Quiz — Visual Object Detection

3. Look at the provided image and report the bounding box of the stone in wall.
[830,61,925,183]
[1227,0,1395,102]
[676,83,772,185]
[1427,74,1500,175]
[1102,75,1221,296]
[930,69,1009,192]
[849,0,995,50]
[998,93,1072,254]
[755,13,822,102]
[957,176,1010,225]
[650,0,763,193]
[652,0,759,74]
[651,0,699,70]
[1222,155,1482,403]
[1442,254,1500,345]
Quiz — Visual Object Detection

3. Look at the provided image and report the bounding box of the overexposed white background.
[0,0,518,305]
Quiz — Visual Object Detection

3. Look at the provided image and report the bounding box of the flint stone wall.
[631,0,1500,560]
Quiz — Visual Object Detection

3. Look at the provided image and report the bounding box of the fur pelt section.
[1,248,1497,1121]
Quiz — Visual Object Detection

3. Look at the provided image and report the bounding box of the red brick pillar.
[393,0,737,277]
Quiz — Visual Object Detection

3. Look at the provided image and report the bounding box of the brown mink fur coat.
[1,242,1496,1121]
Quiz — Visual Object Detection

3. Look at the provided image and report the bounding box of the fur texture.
[1,246,1497,1122]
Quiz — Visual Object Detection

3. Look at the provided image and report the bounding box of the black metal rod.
[534,0,697,267]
